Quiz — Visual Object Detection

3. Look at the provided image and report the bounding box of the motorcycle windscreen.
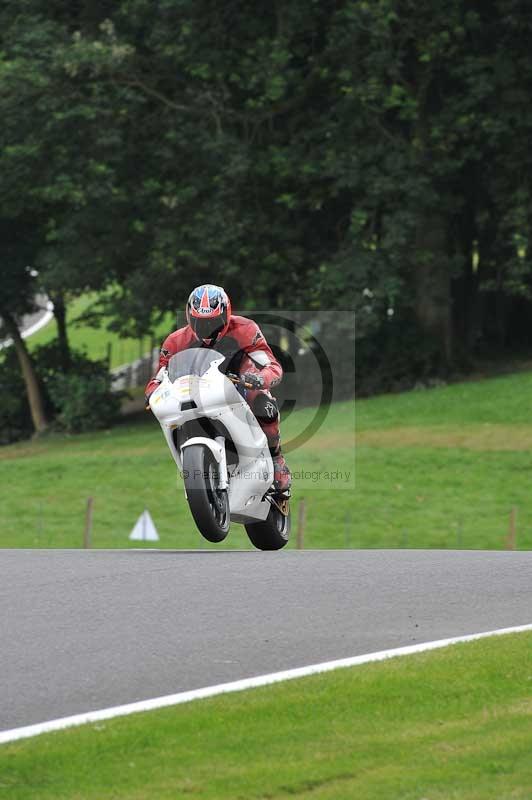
[167,348,225,382]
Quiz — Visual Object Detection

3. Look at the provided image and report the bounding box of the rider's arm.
[144,333,177,399]
[241,322,283,391]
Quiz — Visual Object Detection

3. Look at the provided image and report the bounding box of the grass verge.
[28,294,175,369]
[1,632,531,799]
[3,369,532,549]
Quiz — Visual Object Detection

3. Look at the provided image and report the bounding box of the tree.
[0,221,49,433]
[3,0,532,412]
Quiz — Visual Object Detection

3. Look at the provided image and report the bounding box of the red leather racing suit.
[145,315,283,449]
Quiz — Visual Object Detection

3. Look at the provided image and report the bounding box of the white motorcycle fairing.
[149,349,274,523]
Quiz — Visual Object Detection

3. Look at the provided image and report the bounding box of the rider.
[145,284,291,495]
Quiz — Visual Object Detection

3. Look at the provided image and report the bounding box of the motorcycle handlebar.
[147,372,257,406]
[227,372,256,390]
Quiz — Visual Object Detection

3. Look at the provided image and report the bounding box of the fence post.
[84,497,94,549]
[344,512,350,549]
[505,507,517,550]
[37,502,44,542]
[297,498,306,550]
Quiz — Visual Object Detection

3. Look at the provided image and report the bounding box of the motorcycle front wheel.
[183,444,230,543]
[245,500,290,551]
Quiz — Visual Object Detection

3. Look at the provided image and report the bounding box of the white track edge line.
[1,622,531,745]
[20,310,54,341]
[0,309,54,351]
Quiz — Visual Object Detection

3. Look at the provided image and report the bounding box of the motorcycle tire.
[183,444,230,543]
[245,501,290,551]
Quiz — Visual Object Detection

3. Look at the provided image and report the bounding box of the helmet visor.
[190,310,227,341]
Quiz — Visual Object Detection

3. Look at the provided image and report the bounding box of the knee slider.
[252,393,279,422]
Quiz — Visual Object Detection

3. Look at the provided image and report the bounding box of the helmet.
[186,284,232,344]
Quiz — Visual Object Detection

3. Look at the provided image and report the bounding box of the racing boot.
[266,431,292,495]
[272,448,292,495]
[258,413,292,495]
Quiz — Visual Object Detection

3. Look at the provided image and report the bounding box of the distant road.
[0,295,53,350]
[0,549,531,731]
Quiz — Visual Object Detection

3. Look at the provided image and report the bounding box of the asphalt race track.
[1,549,531,732]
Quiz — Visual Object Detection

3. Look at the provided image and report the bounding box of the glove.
[241,372,264,390]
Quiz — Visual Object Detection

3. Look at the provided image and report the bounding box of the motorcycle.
[148,348,291,550]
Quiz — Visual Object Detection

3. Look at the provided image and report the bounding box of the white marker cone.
[129,510,159,542]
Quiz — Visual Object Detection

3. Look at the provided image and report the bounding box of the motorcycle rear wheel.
[245,500,290,551]
[183,444,230,543]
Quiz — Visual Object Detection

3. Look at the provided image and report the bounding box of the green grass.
[2,632,531,799]
[3,368,532,550]
[0,400,355,549]
[356,369,532,429]
[28,294,175,368]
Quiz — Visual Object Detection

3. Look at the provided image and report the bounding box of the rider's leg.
[248,391,291,494]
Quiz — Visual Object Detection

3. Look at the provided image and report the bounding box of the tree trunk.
[2,310,49,434]
[451,227,480,359]
[50,292,71,371]
[414,214,452,365]
[411,62,453,366]
[494,275,507,348]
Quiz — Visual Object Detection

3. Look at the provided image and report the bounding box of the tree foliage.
[2,0,532,434]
